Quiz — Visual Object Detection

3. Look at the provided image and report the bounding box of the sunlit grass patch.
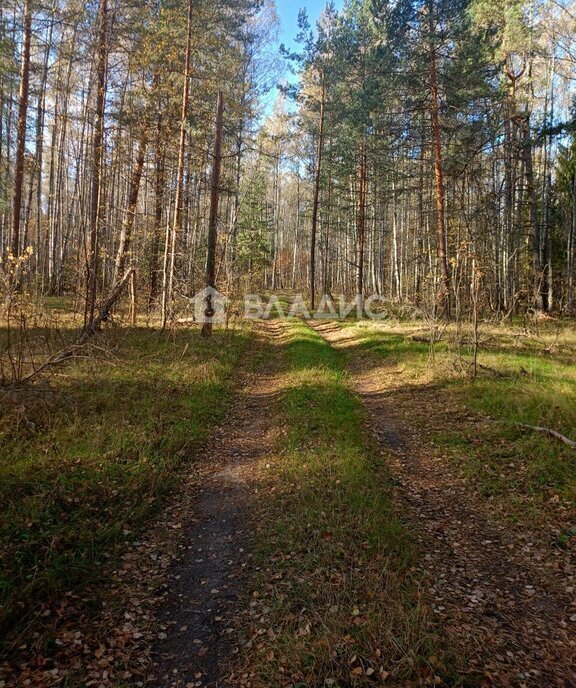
[451,368,576,506]
[337,318,576,521]
[246,320,451,687]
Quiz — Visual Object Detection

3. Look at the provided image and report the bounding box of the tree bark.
[10,0,32,272]
[149,121,165,310]
[357,139,367,307]
[567,170,576,314]
[85,0,108,328]
[428,0,451,319]
[521,114,543,312]
[114,128,147,280]
[201,90,224,338]
[162,0,193,329]
[310,79,325,311]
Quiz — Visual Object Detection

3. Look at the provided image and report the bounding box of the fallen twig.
[412,335,443,344]
[492,419,576,449]
[517,424,576,449]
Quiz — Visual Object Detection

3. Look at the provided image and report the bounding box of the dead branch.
[493,419,576,449]
[518,424,576,450]
[8,269,135,387]
[412,334,443,343]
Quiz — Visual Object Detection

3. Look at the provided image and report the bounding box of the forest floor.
[1,314,576,687]
[0,320,251,686]
[144,322,285,687]
[309,318,576,687]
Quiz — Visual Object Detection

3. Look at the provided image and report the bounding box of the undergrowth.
[0,325,248,654]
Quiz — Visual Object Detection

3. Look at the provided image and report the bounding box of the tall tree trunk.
[504,57,526,314]
[10,0,32,274]
[114,129,147,281]
[292,175,301,289]
[539,56,555,312]
[521,114,542,312]
[357,139,367,306]
[428,0,451,318]
[229,109,245,283]
[149,121,165,310]
[323,154,332,295]
[201,91,224,338]
[567,170,576,315]
[162,0,193,329]
[85,0,108,328]
[310,79,325,310]
[30,3,54,285]
[415,121,426,304]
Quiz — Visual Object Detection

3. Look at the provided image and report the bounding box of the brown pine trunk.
[428,1,451,318]
[568,170,576,315]
[357,139,367,306]
[310,79,325,311]
[10,0,32,271]
[162,0,193,329]
[33,8,54,284]
[149,122,165,310]
[504,57,526,314]
[201,91,224,338]
[114,129,147,281]
[130,270,137,325]
[521,114,543,311]
[323,154,332,295]
[85,0,108,328]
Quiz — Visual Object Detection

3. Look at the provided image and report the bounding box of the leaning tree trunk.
[114,128,147,281]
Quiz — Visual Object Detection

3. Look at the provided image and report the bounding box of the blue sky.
[275,0,343,54]
[261,0,343,113]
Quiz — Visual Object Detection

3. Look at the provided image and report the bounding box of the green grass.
[42,295,76,311]
[341,324,433,375]
[338,319,576,519]
[451,357,576,507]
[0,325,249,653]
[245,320,453,687]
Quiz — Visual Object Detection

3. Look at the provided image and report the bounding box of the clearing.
[1,316,576,687]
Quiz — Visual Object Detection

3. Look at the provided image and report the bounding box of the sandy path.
[145,322,285,688]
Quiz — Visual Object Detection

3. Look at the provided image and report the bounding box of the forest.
[1,0,576,686]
